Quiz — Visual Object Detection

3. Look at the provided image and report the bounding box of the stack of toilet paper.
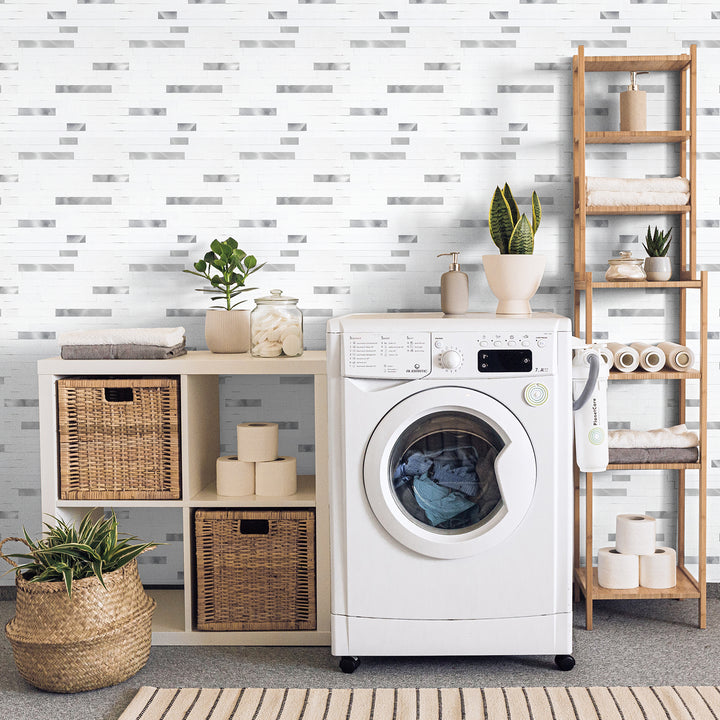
[598,514,676,590]
[215,422,297,497]
[605,341,695,373]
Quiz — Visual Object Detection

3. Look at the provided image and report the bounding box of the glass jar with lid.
[250,289,303,357]
[605,251,647,282]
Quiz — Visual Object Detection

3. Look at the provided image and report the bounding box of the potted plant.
[484,183,545,315]
[0,510,158,693]
[643,225,672,281]
[184,236,264,353]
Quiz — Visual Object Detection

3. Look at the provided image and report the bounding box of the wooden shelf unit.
[37,351,330,646]
[572,46,708,630]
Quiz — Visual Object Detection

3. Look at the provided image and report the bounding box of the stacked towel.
[59,327,187,360]
[608,424,698,449]
[585,176,690,207]
[608,424,699,464]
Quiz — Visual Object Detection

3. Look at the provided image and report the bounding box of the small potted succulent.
[643,225,672,281]
[484,183,545,314]
[0,510,158,693]
[184,237,264,353]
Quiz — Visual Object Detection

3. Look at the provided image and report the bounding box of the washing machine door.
[363,386,535,559]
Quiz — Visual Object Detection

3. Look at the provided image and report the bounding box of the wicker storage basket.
[195,509,316,631]
[57,376,181,500]
[1,539,156,693]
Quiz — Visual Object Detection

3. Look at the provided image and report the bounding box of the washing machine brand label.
[344,333,431,378]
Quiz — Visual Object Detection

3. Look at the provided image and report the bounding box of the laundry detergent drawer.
[194,509,316,631]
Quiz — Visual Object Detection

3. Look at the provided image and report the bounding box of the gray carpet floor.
[1,597,718,720]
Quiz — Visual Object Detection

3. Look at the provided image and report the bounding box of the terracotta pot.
[482,254,546,315]
[205,309,250,353]
[644,256,671,282]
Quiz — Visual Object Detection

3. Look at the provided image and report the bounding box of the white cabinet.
[37,351,330,646]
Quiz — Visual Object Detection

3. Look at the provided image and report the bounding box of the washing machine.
[326,312,574,673]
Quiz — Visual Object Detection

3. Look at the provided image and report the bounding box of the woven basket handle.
[0,537,31,568]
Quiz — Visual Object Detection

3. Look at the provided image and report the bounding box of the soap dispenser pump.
[620,71,649,131]
[437,251,469,315]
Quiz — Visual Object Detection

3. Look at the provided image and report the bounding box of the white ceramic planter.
[482,254,546,315]
[204,309,250,353]
[644,256,671,282]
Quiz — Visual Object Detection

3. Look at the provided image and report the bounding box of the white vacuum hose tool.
[572,345,609,473]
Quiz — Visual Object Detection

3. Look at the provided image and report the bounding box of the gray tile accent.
[166,197,222,205]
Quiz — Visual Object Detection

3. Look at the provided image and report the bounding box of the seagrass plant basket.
[1,537,156,693]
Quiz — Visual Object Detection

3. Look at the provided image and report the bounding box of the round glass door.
[390,411,503,532]
[364,387,536,559]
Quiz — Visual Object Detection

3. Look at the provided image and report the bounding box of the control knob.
[440,349,463,370]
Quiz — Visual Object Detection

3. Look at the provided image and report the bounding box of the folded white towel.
[608,424,699,449]
[58,327,186,348]
[587,190,690,207]
[586,176,690,193]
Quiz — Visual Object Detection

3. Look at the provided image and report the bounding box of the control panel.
[342,329,556,379]
[431,331,556,377]
[342,332,432,379]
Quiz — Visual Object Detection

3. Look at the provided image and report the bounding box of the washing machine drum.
[363,387,536,559]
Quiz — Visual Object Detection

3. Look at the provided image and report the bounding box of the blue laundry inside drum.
[390,421,503,531]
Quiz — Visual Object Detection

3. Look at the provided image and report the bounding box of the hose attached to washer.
[572,352,600,412]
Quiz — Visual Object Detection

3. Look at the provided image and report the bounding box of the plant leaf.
[531,191,542,235]
[507,214,534,254]
[502,183,520,228]
[488,186,514,254]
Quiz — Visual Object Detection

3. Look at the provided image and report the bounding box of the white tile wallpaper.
[0,0,718,585]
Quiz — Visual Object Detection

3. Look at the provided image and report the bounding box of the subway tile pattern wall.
[1,1,718,584]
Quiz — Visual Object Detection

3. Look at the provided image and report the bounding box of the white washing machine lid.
[363,386,536,559]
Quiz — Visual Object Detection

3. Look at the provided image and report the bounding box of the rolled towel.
[608,424,699,449]
[657,342,695,371]
[58,326,186,348]
[587,190,690,207]
[609,447,699,464]
[606,342,640,373]
[629,342,666,373]
[586,176,690,194]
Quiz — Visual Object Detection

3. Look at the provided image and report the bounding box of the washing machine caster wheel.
[554,654,576,671]
[339,656,361,674]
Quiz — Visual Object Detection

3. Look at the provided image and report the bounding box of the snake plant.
[488,183,541,254]
[3,510,157,597]
[643,225,672,257]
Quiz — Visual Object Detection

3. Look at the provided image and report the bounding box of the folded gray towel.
[609,447,699,464]
[61,342,187,360]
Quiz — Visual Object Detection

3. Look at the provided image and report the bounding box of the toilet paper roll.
[657,342,695,371]
[255,456,297,496]
[598,547,639,589]
[606,342,640,373]
[216,456,255,497]
[616,513,656,556]
[629,342,666,373]
[640,547,677,589]
[236,422,279,463]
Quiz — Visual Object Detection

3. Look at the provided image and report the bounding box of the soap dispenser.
[437,251,469,315]
[620,71,649,131]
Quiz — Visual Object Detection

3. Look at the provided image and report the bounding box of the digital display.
[478,349,533,373]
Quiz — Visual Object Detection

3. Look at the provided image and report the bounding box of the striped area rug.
[118,686,720,719]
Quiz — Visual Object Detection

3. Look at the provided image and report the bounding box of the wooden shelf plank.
[190,474,316,507]
[585,280,701,289]
[574,565,701,600]
[583,55,691,72]
[586,130,691,144]
[609,369,700,380]
[606,462,701,471]
[582,204,690,216]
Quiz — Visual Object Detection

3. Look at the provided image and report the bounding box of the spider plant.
[4,510,157,598]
